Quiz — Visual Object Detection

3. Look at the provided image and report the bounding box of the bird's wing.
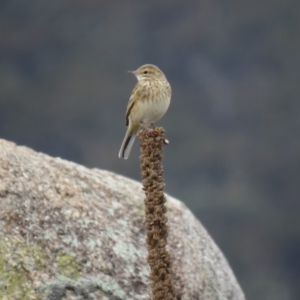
[125,101,135,126]
[125,82,141,126]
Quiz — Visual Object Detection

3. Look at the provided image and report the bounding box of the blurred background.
[1,1,299,299]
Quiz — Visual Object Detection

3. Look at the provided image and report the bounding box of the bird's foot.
[140,122,155,131]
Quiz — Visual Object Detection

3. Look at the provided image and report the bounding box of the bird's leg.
[141,122,154,131]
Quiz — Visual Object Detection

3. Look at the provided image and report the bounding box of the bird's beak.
[128,70,137,75]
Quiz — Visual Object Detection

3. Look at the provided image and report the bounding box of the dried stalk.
[138,127,175,300]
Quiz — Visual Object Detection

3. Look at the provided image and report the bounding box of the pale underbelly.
[131,97,170,126]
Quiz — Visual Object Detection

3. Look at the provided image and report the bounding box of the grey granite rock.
[0,139,245,300]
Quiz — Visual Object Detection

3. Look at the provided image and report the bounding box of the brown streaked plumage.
[118,64,171,159]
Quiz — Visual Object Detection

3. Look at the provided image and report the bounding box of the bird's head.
[129,64,166,81]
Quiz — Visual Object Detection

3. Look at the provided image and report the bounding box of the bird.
[118,64,171,159]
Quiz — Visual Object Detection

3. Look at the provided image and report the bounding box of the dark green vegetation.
[0,1,299,299]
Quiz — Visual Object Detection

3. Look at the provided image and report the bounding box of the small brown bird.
[118,64,171,159]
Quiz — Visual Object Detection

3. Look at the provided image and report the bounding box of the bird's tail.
[118,124,139,159]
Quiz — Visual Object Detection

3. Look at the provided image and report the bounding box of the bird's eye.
[143,71,148,74]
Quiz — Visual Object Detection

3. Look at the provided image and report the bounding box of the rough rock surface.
[0,139,245,300]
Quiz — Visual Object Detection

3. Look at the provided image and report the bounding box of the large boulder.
[0,139,245,300]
